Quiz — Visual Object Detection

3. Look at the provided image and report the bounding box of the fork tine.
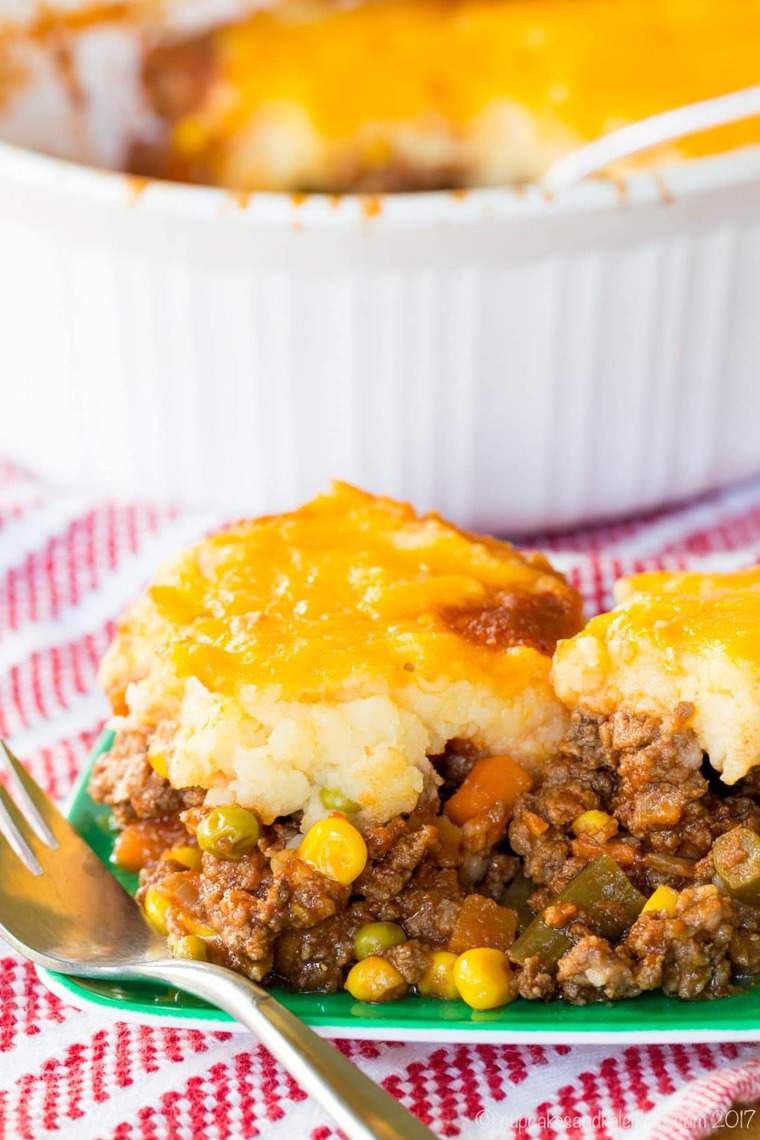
[0,742,58,849]
[0,823,37,879]
[0,785,42,875]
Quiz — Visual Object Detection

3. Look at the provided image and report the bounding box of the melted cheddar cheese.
[107,482,580,703]
[152,0,760,191]
[100,485,582,824]
[553,566,760,784]
[217,0,760,152]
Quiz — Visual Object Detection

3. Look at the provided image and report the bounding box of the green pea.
[172,935,207,961]
[354,922,406,960]
[196,805,260,860]
[320,787,360,813]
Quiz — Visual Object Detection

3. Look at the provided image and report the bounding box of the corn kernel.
[172,935,207,961]
[181,915,218,938]
[143,886,171,936]
[453,948,516,1011]
[164,845,202,872]
[572,810,617,839]
[418,951,459,1001]
[345,957,406,1003]
[299,816,368,885]
[148,752,168,779]
[642,885,679,915]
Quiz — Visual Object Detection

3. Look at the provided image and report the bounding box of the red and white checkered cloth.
[3,459,760,1140]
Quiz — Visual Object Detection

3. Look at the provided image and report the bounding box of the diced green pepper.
[553,853,645,937]
[510,855,645,967]
[508,917,573,966]
[500,873,535,933]
[713,827,760,907]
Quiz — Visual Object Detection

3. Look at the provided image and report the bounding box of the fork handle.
[134,960,437,1140]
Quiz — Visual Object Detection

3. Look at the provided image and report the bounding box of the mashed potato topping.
[101,484,582,826]
[552,566,760,785]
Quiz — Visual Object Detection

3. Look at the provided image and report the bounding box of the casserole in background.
[132,0,760,193]
[1,0,760,528]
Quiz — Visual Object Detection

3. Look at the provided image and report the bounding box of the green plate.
[40,731,760,1042]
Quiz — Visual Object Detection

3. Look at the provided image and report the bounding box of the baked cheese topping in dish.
[101,483,582,826]
[552,566,760,785]
[135,0,760,192]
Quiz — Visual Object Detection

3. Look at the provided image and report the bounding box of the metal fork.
[0,743,435,1140]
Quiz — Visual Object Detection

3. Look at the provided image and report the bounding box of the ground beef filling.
[90,711,760,1003]
[89,730,204,826]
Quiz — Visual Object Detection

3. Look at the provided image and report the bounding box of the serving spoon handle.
[135,959,437,1140]
[542,84,760,195]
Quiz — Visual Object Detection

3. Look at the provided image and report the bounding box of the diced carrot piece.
[571,835,637,869]
[605,840,638,869]
[110,688,129,717]
[445,755,533,826]
[524,811,549,838]
[113,820,187,873]
[448,894,519,955]
[570,835,604,863]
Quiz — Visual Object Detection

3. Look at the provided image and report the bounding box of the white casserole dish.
[2,56,760,530]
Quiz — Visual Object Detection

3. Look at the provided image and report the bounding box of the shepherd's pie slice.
[100,483,583,828]
[552,566,760,785]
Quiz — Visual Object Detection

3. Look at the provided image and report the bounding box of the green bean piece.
[196,805,261,860]
[510,855,646,966]
[320,787,361,813]
[500,873,535,933]
[354,922,406,960]
[713,827,760,907]
[508,918,573,966]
